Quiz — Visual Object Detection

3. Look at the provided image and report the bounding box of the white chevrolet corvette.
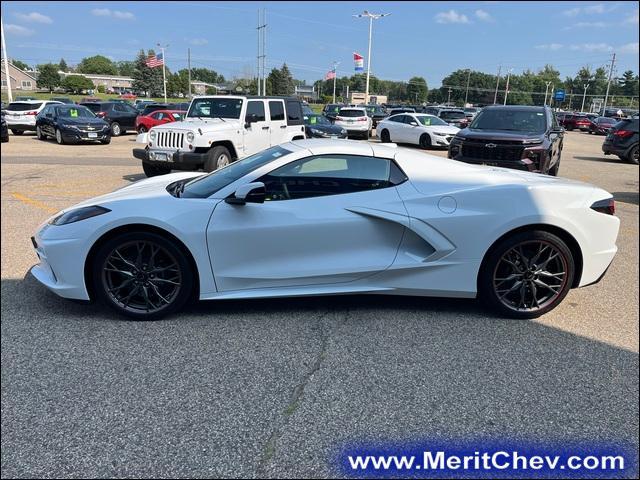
[30,140,619,320]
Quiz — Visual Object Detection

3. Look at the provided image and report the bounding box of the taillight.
[358,117,367,121]
[336,116,344,121]
[26,111,38,116]
[96,112,106,118]
[591,198,615,215]
[613,130,633,138]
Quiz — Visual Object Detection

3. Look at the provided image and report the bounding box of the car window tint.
[150,112,162,120]
[286,100,303,125]
[269,101,285,121]
[258,154,395,201]
[246,101,266,122]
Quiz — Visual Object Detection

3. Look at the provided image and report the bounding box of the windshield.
[182,145,293,198]
[305,115,331,126]
[339,109,366,117]
[440,111,466,120]
[7,102,42,111]
[56,106,96,118]
[416,115,448,126]
[470,109,547,133]
[187,98,243,119]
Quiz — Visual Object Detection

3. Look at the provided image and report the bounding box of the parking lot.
[1,131,638,477]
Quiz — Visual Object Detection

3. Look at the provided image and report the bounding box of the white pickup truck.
[133,95,307,176]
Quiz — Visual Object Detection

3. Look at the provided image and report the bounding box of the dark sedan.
[35,104,111,144]
[79,101,138,136]
[589,116,618,135]
[304,114,347,138]
[322,103,344,122]
[1,113,8,143]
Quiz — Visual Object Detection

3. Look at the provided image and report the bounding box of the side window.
[150,112,162,120]
[286,100,303,126]
[113,104,125,112]
[269,101,285,121]
[246,101,266,122]
[392,115,406,123]
[403,115,417,125]
[256,154,400,201]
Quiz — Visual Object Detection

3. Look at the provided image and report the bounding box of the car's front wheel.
[92,231,194,320]
[111,122,122,136]
[55,128,65,145]
[138,126,147,133]
[380,129,391,143]
[419,133,432,149]
[205,145,231,172]
[627,145,639,165]
[478,230,575,319]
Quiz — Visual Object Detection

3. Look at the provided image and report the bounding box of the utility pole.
[543,81,551,106]
[332,61,339,104]
[187,48,191,98]
[602,52,616,115]
[464,69,471,106]
[503,68,513,105]
[256,9,266,95]
[1,15,12,102]
[493,65,502,104]
[354,10,390,104]
[157,43,168,103]
[447,87,452,105]
[262,9,267,96]
[581,83,589,113]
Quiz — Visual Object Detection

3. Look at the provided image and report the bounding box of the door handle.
[280,125,287,129]
[262,126,269,130]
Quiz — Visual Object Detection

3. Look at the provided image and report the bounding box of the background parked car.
[171,102,191,111]
[303,113,347,138]
[136,109,186,133]
[602,117,639,164]
[50,97,75,104]
[358,104,388,127]
[138,103,170,116]
[14,96,37,101]
[589,116,618,135]
[322,103,344,122]
[3,100,62,135]
[1,112,8,142]
[334,107,372,139]
[388,107,415,116]
[464,107,481,120]
[36,104,111,145]
[79,101,138,136]
[437,108,469,128]
[378,113,459,149]
[560,113,591,131]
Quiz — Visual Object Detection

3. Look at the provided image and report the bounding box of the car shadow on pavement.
[122,173,147,183]
[574,155,624,164]
[2,274,638,478]
[613,191,640,206]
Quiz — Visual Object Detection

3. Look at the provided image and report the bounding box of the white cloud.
[188,38,209,46]
[569,43,614,52]
[91,8,135,20]
[535,43,564,51]
[563,7,581,16]
[584,4,606,14]
[475,9,493,22]
[14,12,53,24]
[435,10,470,24]
[5,24,35,36]
[563,21,609,29]
[624,8,639,24]
[563,4,608,16]
[618,42,639,54]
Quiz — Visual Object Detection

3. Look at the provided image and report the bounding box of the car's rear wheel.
[380,129,390,143]
[11,129,24,135]
[627,145,639,165]
[36,126,47,140]
[205,145,231,172]
[92,232,194,320]
[478,230,575,319]
[419,133,432,149]
[111,122,122,136]
[55,128,65,145]
[101,136,111,145]
[143,162,171,177]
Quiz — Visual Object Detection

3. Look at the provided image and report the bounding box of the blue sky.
[2,1,639,87]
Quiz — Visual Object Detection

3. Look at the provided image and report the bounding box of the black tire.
[380,129,391,143]
[138,126,147,133]
[478,230,575,319]
[419,133,432,149]
[92,231,194,320]
[100,136,112,145]
[55,128,65,145]
[36,126,47,141]
[111,122,122,136]
[363,130,370,140]
[205,145,231,172]
[627,145,639,165]
[143,162,171,177]
[566,126,574,131]
[11,129,24,135]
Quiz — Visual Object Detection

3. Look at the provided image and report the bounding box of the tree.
[131,49,164,97]
[190,67,224,84]
[116,61,136,77]
[11,59,29,71]
[61,75,95,94]
[167,70,190,97]
[97,84,106,93]
[406,76,428,103]
[36,64,61,92]
[620,70,639,97]
[76,55,118,75]
[59,58,68,72]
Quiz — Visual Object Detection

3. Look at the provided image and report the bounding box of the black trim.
[134,148,208,170]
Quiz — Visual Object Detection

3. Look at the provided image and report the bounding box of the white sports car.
[30,140,619,320]
[377,113,460,148]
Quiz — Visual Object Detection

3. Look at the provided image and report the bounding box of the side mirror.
[409,121,418,126]
[225,182,266,205]
[244,113,258,128]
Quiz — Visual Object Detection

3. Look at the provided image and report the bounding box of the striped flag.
[354,52,364,72]
[145,52,164,68]
[325,70,336,80]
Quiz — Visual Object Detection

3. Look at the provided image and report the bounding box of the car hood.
[150,117,241,132]
[58,118,108,127]
[457,128,543,143]
[424,124,459,134]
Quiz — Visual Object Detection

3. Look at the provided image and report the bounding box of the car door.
[38,105,52,135]
[243,100,270,156]
[401,114,421,144]
[267,100,287,145]
[207,153,408,291]
[121,103,139,128]
[385,115,405,142]
[392,115,411,142]
[548,111,563,168]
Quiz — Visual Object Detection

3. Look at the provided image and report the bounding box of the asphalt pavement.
[1,131,638,478]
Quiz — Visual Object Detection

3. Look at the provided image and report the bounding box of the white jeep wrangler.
[133,95,306,177]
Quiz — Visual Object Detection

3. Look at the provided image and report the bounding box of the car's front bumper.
[61,129,110,142]
[133,148,206,170]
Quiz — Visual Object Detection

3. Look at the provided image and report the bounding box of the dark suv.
[602,118,639,164]
[322,103,344,122]
[79,101,138,136]
[448,105,564,175]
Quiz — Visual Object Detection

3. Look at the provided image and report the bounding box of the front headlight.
[49,206,111,226]
[62,124,79,130]
[149,130,157,141]
[186,131,195,143]
[434,132,450,136]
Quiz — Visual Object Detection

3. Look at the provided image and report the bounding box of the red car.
[135,109,186,133]
[559,113,591,131]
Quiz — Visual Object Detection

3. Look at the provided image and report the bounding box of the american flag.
[325,70,336,80]
[145,52,164,68]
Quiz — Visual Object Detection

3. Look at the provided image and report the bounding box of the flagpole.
[161,47,167,103]
[332,61,339,104]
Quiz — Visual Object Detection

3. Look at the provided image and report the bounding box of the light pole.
[157,42,169,103]
[493,65,502,104]
[464,69,471,106]
[447,87,453,105]
[1,15,12,102]
[332,61,340,104]
[543,81,551,106]
[581,83,589,113]
[503,68,513,105]
[353,10,390,104]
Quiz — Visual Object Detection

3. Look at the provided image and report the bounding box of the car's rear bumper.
[5,122,36,131]
[133,148,206,170]
[602,141,632,156]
